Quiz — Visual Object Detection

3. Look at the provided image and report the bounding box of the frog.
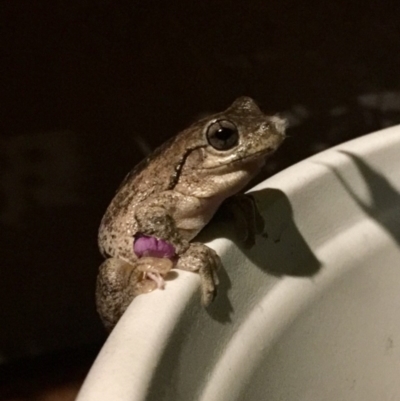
[96,96,286,331]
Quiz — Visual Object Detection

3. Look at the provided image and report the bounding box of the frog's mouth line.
[169,134,284,187]
[199,146,280,171]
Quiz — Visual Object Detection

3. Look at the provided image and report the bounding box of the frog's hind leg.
[96,258,156,331]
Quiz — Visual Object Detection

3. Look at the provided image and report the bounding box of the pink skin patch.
[134,234,176,288]
[134,234,176,258]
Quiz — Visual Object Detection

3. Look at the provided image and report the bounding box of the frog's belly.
[173,197,223,241]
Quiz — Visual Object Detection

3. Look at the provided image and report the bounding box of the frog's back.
[98,127,202,255]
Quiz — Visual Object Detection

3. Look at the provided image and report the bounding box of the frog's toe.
[199,272,217,307]
[133,276,158,294]
[199,249,221,306]
[145,271,166,289]
[176,242,221,306]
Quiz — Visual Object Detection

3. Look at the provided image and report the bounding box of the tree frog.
[96,97,286,330]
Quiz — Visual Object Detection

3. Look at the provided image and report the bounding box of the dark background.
[1,0,400,397]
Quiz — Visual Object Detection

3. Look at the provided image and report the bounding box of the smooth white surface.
[77,125,400,401]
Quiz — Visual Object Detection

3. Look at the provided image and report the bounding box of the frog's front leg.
[96,257,172,331]
[176,243,221,306]
[135,197,221,306]
[134,203,189,254]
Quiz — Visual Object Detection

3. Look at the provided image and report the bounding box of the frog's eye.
[206,119,239,151]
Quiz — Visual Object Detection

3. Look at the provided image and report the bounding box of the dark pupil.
[215,127,234,141]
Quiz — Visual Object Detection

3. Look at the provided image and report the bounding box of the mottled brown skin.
[96,97,286,331]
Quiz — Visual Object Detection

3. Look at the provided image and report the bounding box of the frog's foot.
[96,257,170,331]
[175,242,221,307]
[136,256,174,290]
[224,194,264,248]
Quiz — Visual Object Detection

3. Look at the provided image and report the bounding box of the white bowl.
[77,125,400,401]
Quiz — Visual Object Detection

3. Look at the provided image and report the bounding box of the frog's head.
[173,97,287,197]
[198,96,286,170]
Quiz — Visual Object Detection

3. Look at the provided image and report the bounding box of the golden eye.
[206,119,239,151]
